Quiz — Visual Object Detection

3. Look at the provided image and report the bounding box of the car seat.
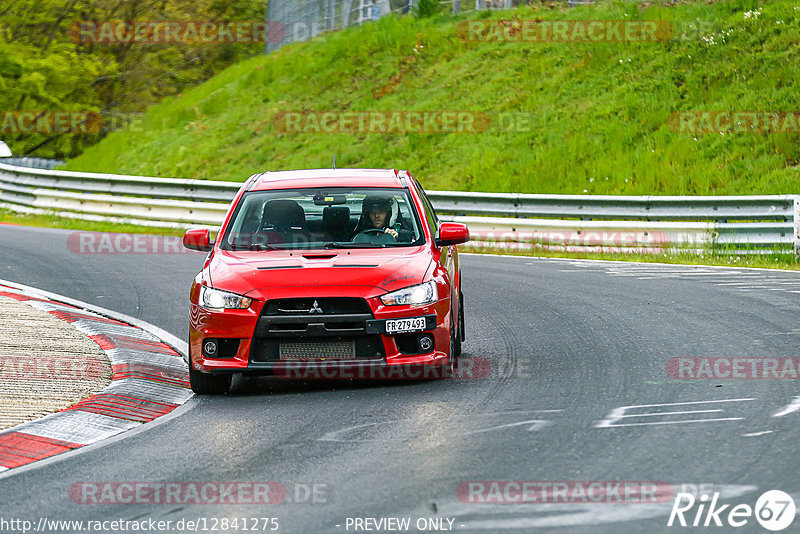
[260,199,311,245]
[323,206,352,242]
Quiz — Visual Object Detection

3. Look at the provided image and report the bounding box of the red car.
[183,169,469,394]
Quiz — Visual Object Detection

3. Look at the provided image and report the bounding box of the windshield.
[220,187,425,250]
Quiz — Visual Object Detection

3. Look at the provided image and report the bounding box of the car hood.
[207,247,434,300]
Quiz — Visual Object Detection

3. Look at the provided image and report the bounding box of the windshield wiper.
[229,243,276,251]
[322,242,385,249]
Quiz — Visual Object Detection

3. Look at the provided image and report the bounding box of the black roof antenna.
[332,154,336,170]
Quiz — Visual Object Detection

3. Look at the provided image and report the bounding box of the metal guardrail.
[0,163,238,202]
[1,157,64,170]
[426,191,796,221]
[1,162,798,254]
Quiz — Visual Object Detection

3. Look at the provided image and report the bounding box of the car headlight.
[380,280,438,306]
[199,285,252,311]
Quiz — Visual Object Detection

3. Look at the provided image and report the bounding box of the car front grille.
[279,339,355,360]
[250,298,384,362]
[264,297,370,316]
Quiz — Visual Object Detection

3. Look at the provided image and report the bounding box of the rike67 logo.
[668,490,796,531]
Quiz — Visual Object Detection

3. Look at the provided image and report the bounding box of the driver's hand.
[385,228,398,239]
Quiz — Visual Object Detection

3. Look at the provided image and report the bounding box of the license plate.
[385,317,427,334]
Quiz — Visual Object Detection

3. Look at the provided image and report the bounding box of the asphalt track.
[1,224,799,533]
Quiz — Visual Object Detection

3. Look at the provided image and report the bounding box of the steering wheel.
[353,227,396,244]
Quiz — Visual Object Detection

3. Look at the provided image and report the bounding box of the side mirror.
[183,228,214,252]
[436,222,470,247]
[0,141,12,158]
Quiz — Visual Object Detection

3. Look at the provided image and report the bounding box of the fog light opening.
[203,339,218,357]
[418,334,434,353]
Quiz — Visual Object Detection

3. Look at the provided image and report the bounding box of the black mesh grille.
[279,338,355,359]
[250,335,384,362]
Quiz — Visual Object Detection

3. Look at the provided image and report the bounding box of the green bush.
[414,0,441,18]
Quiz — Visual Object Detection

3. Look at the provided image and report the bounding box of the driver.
[354,194,399,239]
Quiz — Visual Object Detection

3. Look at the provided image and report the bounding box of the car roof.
[248,168,408,191]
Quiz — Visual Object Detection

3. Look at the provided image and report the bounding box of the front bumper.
[189,297,451,374]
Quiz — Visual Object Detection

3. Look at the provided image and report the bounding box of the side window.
[414,180,438,236]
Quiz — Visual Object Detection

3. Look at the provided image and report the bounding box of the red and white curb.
[0,282,191,471]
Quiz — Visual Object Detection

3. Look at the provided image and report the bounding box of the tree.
[0,0,267,157]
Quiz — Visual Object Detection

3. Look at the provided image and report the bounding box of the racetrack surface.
[1,225,799,532]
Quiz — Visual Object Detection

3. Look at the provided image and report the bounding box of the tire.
[453,291,464,358]
[435,308,458,379]
[189,357,232,395]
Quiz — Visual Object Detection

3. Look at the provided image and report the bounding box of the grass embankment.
[64,0,800,195]
[24,1,800,268]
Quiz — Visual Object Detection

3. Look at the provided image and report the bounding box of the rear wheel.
[188,357,232,395]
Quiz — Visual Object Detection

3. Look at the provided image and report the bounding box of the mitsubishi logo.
[309,300,324,314]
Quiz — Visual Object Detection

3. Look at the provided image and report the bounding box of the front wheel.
[453,291,464,359]
[434,309,459,379]
[188,358,232,395]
